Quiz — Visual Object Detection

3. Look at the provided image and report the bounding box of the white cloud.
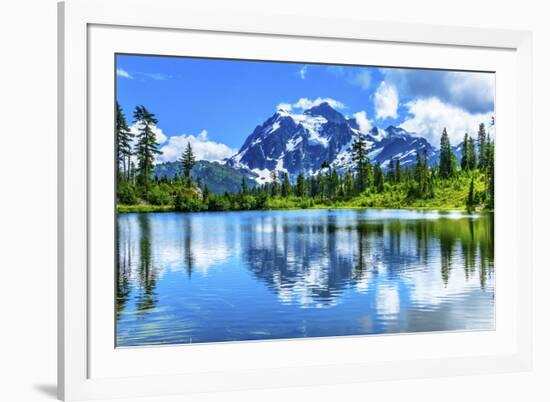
[352,111,373,133]
[140,72,171,81]
[159,130,237,162]
[446,72,494,114]
[280,97,346,112]
[129,122,167,145]
[399,97,493,146]
[381,68,494,114]
[298,65,308,80]
[350,70,371,90]
[116,68,133,79]
[374,81,399,120]
[277,103,293,112]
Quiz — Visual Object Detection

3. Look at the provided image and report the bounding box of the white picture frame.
[58,0,533,400]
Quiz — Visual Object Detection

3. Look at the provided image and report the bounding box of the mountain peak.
[304,102,346,124]
[385,125,406,134]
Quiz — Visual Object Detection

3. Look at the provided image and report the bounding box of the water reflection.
[116,209,494,346]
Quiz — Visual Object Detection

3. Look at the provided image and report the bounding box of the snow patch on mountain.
[226,101,448,183]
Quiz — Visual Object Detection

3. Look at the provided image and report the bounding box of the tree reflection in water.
[116,210,494,346]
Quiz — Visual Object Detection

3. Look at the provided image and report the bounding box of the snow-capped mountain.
[227,102,439,183]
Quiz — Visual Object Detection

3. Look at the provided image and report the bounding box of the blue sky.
[116,54,495,162]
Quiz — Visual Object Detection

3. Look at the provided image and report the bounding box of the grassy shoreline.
[117,172,492,214]
[116,202,476,214]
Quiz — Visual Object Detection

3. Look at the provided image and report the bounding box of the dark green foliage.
[477,123,487,169]
[202,184,210,202]
[174,187,203,212]
[149,184,172,206]
[328,170,339,197]
[461,133,470,171]
[374,162,384,193]
[270,171,280,197]
[395,159,403,183]
[116,102,134,181]
[467,135,477,170]
[117,180,138,204]
[343,169,354,196]
[439,128,455,178]
[133,105,161,197]
[179,142,196,182]
[411,150,432,198]
[281,172,291,197]
[240,176,248,194]
[485,142,495,209]
[351,131,370,193]
[296,173,307,197]
[387,159,395,183]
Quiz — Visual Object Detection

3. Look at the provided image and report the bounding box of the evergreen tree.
[461,133,470,171]
[296,173,307,197]
[387,159,396,183]
[374,162,384,193]
[133,105,161,196]
[116,102,133,181]
[317,172,327,199]
[439,128,455,178]
[364,159,374,189]
[202,184,210,202]
[484,132,493,170]
[179,142,196,184]
[477,123,487,169]
[485,142,495,209]
[307,176,316,197]
[351,131,370,193]
[240,176,248,195]
[328,170,339,198]
[413,149,431,198]
[270,171,280,197]
[467,135,477,170]
[343,170,354,196]
[395,159,403,183]
[281,172,291,197]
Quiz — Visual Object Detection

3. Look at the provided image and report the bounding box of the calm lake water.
[116,209,494,347]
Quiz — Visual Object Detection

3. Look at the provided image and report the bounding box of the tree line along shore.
[116,103,494,214]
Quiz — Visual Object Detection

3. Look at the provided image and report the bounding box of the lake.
[116,209,494,346]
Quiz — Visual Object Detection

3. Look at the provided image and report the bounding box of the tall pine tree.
[179,142,196,185]
[133,105,161,196]
[477,123,487,169]
[351,131,370,193]
[270,171,280,197]
[296,173,307,197]
[461,133,470,171]
[485,141,495,209]
[116,102,133,181]
[281,172,291,197]
[395,159,403,183]
[374,162,384,193]
[439,128,455,178]
[467,135,477,170]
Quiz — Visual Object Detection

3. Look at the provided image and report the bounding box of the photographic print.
[115,55,495,347]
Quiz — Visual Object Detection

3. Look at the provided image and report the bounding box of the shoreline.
[116,203,490,214]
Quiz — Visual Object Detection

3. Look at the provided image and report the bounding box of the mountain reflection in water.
[116,209,494,346]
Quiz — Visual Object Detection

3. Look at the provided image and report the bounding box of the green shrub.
[149,185,172,206]
[117,181,138,205]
